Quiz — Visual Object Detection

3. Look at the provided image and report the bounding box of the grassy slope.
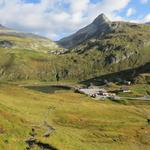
[0,47,149,82]
[0,84,150,150]
[0,22,150,82]
[0,30,60,53]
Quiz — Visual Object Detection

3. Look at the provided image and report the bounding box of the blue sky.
[24,0,38,3]
[119,0,150,20]
[0,0,150,40]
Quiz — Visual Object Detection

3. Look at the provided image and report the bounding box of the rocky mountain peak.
[93,13,111,26]
[58,13,113,49]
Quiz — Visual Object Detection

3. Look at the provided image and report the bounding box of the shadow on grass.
[26,139,58,150]
[36,141,58,150]
[80,62,150,86]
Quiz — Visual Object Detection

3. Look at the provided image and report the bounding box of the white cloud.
[0,0,131,40]
[143,13,150,22]
[140,0,149,4]
[126,8,136,17]
[126,13,150,24]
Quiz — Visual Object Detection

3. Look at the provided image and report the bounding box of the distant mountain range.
[0,23,60,53]
[0,14,149,83]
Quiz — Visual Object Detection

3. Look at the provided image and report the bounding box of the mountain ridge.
[0,24,61,53]
[0,14,149,82]
[57,14,115,49]
[58,14,150,50]
[0,24,51,39]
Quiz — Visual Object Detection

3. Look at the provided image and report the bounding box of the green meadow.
[0,84,150,150]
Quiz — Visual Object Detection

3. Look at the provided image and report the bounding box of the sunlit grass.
[0,84,150,149]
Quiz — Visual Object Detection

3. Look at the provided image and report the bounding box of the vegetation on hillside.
[0,84,150,150]
[0,21,149,83]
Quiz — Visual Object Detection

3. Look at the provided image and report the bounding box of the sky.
[0,0,150,40]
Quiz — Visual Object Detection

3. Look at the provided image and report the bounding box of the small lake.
[25,85,72,94]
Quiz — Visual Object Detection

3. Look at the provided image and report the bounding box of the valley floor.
[0,83,150,150]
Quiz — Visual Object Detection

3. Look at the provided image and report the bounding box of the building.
[119,87,131,93]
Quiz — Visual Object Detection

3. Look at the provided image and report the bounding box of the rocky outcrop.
[105,54,120,64]
[0,40,13,48]
[105,51,135,64]
[48,49,68,55]
[57,14,116,49]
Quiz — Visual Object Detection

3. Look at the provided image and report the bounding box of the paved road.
[118,96,150,100]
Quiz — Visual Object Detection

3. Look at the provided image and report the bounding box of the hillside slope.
[57,14,150,82]
[81,62,150,85]
[0,25,60,53]
[0,14,150,82]
[0,84,150,150]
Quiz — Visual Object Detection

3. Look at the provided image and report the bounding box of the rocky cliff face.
[57,14,116,49]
